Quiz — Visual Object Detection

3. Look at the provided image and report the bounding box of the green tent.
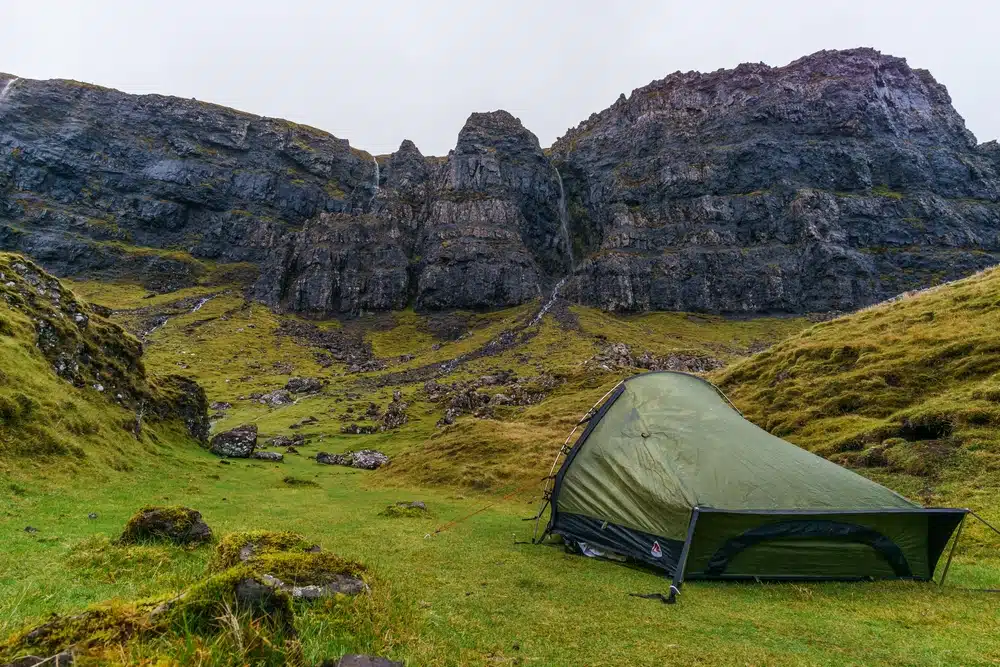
[543,372,966,599]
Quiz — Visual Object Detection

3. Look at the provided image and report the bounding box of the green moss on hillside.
[0,254,205,470]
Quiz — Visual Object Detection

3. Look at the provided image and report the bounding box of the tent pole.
[938,514,966,588]
[667,507,700,604]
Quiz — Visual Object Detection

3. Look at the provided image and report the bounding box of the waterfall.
[554,168,575,271]
[370,156,380,206]
[530,277,568,327]
[190,295,215,313]
[0,77,19,100]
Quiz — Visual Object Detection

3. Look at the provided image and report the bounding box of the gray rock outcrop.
[209,424,257,458]
[316,449,389,470]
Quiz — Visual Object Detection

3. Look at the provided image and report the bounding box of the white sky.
[2,0,997,156]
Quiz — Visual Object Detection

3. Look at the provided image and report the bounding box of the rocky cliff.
[551,48,1000,312]
[2,47,999,316]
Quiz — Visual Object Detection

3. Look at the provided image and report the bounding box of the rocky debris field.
[586,342,725,374]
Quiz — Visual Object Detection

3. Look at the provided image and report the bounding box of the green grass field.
[2,258,1000,665]
[4,442,998,666]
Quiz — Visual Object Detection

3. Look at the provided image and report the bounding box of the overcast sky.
[2,1,997,155]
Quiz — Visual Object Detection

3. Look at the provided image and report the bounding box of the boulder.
[118,506,212,545]
[268,434,305,447]
[250,451,284,462]
[257,389,293,407]
[209,424,258,458]
[316,449,389,470]
[209,401,232,411]
[285,377,323,393]
[340,423,379,435]
[379,393,408,431]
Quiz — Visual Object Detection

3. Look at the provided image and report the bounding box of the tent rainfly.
[541,372,967,601]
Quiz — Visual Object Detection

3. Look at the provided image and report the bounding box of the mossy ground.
[2,268,1000,664]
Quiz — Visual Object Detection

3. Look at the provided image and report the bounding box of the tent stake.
[938,514,965,587]
[667,507,701,604]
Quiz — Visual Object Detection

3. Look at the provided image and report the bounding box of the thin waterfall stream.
[554,168,574,271]
[370,157,380,206]
[0,77,20,100]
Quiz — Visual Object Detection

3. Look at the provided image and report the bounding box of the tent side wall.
[685,509,967,581]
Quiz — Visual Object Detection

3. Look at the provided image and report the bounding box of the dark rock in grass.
[250,451,284,462]
[209,401,232,411]
[282,475,318,487]
[268,433,305,447]
[3,651,74,666]
[380,501,428,518]
[285,377,323,394]
[87,512,98,520]
[209,424,257,458]
[24,526,38,533]
[118,506,212,546]
[257,389,294,407]
[339,423,378,435]
[289,415,319,430]
[323,655,403,667]
[316,449,389,470]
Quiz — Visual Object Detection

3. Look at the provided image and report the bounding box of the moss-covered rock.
[1,532,369,664]
[379,501,428,518]
[210,530,318,571]
[118,506,213,546]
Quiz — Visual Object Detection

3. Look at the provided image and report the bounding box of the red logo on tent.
[651,541,662,558]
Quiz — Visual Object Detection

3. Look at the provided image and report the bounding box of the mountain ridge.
[2,47,999,317]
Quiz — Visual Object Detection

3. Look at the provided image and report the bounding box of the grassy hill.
[0,254,205,476]
[3,255,1000,665]
[714,267,1000,554]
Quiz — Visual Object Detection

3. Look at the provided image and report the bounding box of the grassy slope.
[714,268,1000,555]
[4,267,1000,665]
[0,256,193,475]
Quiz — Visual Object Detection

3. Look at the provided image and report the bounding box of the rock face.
[550,48,1000,312]
[209,424,257,458]
[3,49,1000,315]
